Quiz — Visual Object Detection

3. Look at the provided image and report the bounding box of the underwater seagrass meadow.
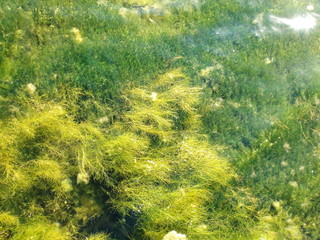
[1,0,320,239]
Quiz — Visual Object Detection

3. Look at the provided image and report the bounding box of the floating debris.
[288,181,298,188]
[26,83,36,95]
[272,201,281,211]
[150,92,157,101]
[283,142,291,152]
[77,171,89,184]
[61,178,73,192]
[162,230,187,240]
[71,27,83,43]
[264,57,274,64]
[307,5,314,12]
[200,66,215,77]
[98,116,109,124]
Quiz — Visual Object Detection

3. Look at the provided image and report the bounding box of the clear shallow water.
[1,0,320,239]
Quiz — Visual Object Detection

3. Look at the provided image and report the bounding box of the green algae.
[0,0,319,239]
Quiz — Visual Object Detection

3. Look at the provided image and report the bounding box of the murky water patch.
[117,0,203,9]
[117,5,166,19]
[98,0,204,20]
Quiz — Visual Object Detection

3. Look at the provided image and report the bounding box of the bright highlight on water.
[270,13,318,31]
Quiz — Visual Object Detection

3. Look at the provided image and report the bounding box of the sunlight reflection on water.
[270,13,318,31]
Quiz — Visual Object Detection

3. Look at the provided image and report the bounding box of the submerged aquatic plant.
[1,0,319,239]
[0,69,243,239]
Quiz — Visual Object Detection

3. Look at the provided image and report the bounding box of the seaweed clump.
[0,70,248,239]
